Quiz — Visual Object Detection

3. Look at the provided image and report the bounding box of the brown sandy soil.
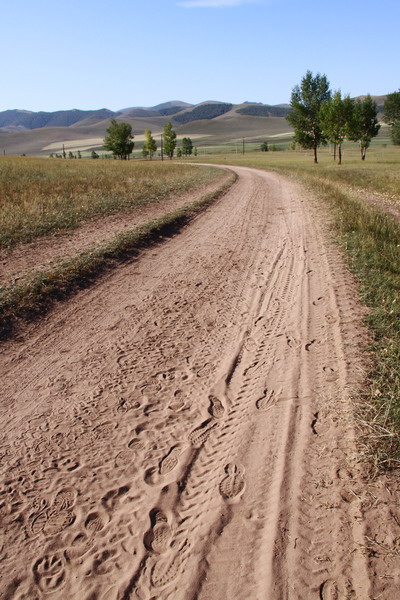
[1,166,399,600]
[0,169,232,286]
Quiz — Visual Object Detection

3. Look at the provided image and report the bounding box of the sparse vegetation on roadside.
[294,174,400,470]
[0,170,236,340]
[0,157,223,249]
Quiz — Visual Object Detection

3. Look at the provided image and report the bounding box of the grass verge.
[0,170,236,341]
[300,176,400,470]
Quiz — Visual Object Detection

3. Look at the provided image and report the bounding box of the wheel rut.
[0,165,396,600]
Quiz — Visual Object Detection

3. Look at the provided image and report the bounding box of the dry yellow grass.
[0,157,222,249]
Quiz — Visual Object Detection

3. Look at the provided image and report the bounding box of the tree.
[68,151,74,159]
[163,122,177,159]
[286,70,331,163]
[260,142,269,152]
[384,90,400,145]
[144,129,157,159]
[103,119,134,160]
[347,95,380,160]
[391,122,400,145]
[182,137,193,156]
[91,150,99,159]
[177,148,182,157]
[320,91,354,164]
[77,150,82,159]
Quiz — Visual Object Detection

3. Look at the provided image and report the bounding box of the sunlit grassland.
[0,157,223,249]
[0,162,236,339]
[194,143,400,470]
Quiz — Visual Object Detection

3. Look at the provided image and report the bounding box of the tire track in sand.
[0,165,393,600]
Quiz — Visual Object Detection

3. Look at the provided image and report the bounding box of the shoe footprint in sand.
[208,395,225,420]
[145,445,184,485]
[219,463,246,503]
[151,511,172,554]
[188,421,220,448]
[256,389,276,411]
[159,446,183,475]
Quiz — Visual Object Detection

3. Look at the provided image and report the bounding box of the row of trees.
[103,119,195,160]
[287,71,381,164]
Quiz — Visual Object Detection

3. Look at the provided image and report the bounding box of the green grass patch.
[0,157,223,249]
[0,170,236,340]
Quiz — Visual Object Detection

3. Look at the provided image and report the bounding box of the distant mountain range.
[0,96,385,133]
[0,100,292,132]
[0,97,386,156]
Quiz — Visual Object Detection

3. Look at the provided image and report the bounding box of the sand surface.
[1,166,399,599]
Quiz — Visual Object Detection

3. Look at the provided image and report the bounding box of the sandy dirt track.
[1,166,399,599]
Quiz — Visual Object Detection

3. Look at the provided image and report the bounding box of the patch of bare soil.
[0,170,232,286]
[1,166,399,599]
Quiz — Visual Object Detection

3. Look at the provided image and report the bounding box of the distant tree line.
[238,105,290,118]
[99,120,197,161]
[173,103,233,125]
[287,71,382,163]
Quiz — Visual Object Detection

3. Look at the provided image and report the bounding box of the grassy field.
[192,144,400,470]
[0,157,223,249]
[0,157,235,338]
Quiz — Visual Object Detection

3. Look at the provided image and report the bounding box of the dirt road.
[1,166,398,599]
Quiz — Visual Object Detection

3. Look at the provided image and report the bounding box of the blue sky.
[1,0,399,111]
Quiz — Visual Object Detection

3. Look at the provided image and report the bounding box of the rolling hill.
[0,96,386,156]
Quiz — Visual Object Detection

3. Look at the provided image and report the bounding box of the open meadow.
[0,157,225,249]
[0,157,234,338]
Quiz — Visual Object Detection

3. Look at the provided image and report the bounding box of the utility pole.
[160,134,163,161]
[242,137,245,154]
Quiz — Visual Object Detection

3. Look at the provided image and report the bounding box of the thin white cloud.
[178,0,259,7]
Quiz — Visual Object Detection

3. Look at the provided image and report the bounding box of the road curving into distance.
[1,165,398,599]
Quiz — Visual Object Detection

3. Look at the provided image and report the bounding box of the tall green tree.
[286,70,331,163]
[163,122,177,160]
[384,90,400,145]
[182,137,193,156]
[320,91,354,164]
[347,95,380,160]
[144,129,157,159]
[103,119,134,160]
